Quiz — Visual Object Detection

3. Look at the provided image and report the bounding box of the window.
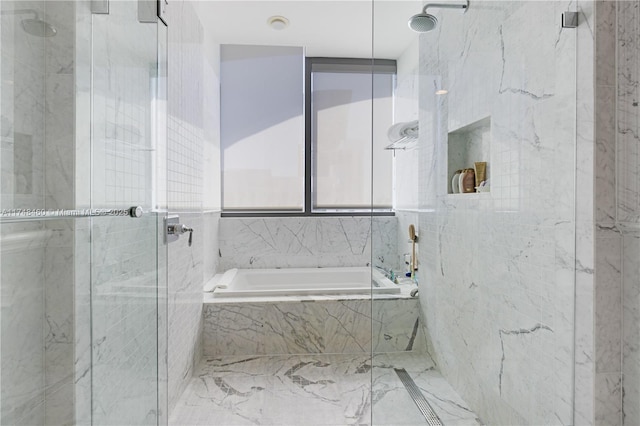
[221,47,395,216]
[309,58,395,212]
[221,45,305,212]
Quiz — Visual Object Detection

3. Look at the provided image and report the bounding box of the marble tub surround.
[204,276,419,304]
[169,352,481,426]
[204,297,425,357]
[218,216,398,271]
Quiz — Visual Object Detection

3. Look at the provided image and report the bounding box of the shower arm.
[422,1,469,14]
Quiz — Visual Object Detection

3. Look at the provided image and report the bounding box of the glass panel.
[1,1,78,424]
[221,45,305,212]
[619,1,640,423]
[90,2,162,424]
[372,1,577,425]
[155,19,169,426]
[169,2,375,425]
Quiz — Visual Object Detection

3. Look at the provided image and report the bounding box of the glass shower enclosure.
[0,1,167,424]
[370,1,578,424]
[1,0,583,425]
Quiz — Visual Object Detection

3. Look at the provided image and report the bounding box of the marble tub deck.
[169,352,482,425]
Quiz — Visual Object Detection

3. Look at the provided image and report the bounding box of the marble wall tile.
[623,231,640,425]
[44,73,74,211]
[44,238,75,425]
[0,238,46,425]
[156,214,169,426]
[72,3,93,423]
[574,0,603,423]
[73,218,91,426]
[595,372,622,426]
[593,11,620,421]
[617,1,640,225]
[372,299,427,353]
[1,1,46,212]
[614,2,640,424]
[89,215,161,425]
[412,1,578,424]
[595,228,622,375]
[43,2,77,423]
[219,216,397,271]
[0,2,48,421]
[168,213,204,412]
[203,211,221,284]
[204,300,372,356]
[595,84,617,225]
[1,1,79,424]
[204,298,425,357]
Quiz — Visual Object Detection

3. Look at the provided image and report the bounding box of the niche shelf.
[447,116,491,194]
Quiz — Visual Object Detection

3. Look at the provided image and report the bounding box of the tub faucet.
[374,265,395,281]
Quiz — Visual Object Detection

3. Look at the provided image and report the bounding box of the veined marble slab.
[169,352,482,426]
[203,297,426,356]
[218,216,398,271]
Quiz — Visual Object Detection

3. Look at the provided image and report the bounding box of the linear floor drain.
[394,368,443,426]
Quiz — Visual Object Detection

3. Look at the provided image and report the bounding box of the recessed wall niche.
[447,116,490,194]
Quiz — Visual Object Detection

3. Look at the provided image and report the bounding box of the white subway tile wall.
[91,3,156,210]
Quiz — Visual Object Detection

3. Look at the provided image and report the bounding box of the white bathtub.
[205,266,400,298]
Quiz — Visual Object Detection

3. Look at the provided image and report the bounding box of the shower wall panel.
[415,2,577,424]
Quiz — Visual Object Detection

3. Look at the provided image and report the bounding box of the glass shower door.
[371,1,578,425]
[89,1,166,424]
[0,2,81,424]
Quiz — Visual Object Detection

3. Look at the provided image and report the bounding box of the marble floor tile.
[170,352,482,426]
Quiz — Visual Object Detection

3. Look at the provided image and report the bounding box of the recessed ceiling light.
[267,15,289,30]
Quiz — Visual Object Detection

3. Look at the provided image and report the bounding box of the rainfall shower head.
[21,18,57,37]
[1,9,57,37]
[408,13,438,32]
[408,1,469,33]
